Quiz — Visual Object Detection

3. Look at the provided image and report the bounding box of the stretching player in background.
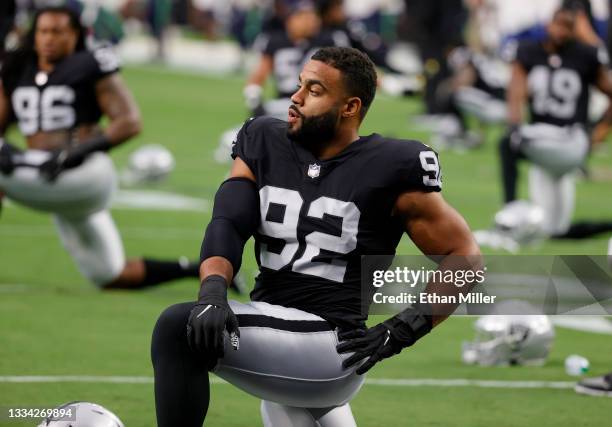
[215,0,348,163]
[0,6,200,290]
[499,7,612,239]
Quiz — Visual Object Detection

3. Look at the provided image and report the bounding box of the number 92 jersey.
[514,40,608,127]
[232,116,442,329]
[2,45,120,136]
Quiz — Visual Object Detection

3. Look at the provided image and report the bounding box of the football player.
[499,6,612,237]
[243,0,349,119]
[152,47,482,426]
[0,6,200,290]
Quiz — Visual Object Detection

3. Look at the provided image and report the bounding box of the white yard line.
[0,376,576,389]
[0,224,201,240]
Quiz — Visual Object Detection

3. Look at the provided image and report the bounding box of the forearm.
[423,246,483,326]
[507,92,524,125]
[102,112,141,146]
[199,257,233,284]
[507,63,527,125]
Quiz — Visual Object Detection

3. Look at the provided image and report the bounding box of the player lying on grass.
[0,6,200,290]
[152,47,482,426]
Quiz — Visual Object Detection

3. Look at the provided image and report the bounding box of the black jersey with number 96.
[2,45,120,136]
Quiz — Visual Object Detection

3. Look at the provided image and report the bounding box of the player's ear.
[342,97,362,119]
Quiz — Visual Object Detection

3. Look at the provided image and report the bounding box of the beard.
[286,106,339,150]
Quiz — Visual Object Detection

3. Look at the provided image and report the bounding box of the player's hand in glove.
[337,303,433,375]
[39,135,112,182]
[0,141,20,175]
[186,275,240,366]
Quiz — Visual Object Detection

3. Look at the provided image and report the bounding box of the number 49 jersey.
[2,46,120,136]
[232,117,442,328]
[515,40,608,127]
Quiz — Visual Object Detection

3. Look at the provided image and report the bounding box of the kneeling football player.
[152,47,482,426]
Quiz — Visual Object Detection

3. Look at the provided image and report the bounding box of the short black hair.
[311,47,377,119]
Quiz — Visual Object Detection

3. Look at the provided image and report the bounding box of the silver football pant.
[607,238,612,270]
[528,165,575,236]
[213,300,365,420]
[455,86,507,124]
[0,150,125,285]
[261,401,357,427]
[520,123,589,178]
[517,123,586,236]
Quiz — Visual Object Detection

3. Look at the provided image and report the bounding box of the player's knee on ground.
[53,211,126,287]
[152,302,195,361]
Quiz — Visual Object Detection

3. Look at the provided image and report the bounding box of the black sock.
[499,134,521,203]
[552,221,612,239]
[152,302,210,427]
[141,258,199,288]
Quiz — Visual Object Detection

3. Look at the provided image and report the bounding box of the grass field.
[1,65,612,426]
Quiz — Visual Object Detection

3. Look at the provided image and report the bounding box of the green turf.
[1,65,611,426]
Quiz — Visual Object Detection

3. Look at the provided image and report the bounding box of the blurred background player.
[215,0,350,163]
[498,6,612,238]
[0,0,16,63]
[244,0,348,118]
[0,6,200,290]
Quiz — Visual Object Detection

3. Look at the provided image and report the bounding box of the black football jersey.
[515,40,608,126]
[256,30,350,98]
[3,46,120,136]
[232,117,442,328]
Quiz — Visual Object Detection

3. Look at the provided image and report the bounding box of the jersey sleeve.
[394,141,443,193]
[514,41,535,70]
[231,117,264,174]
[89,44,121,80]
[256,31,281,56]
[586,44,609,82]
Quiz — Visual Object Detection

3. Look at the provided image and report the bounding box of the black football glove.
[507,124,522,148]
[337,304,433,375]
[186,275,240,366]
[0,141,20,175]
[39,135,112,182]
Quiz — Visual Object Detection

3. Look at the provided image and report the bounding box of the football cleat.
[575,372,612,397]
[37,401,124,426]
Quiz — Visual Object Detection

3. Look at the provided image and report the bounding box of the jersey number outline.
[12,86,76,135]
[258,185,361,283]
[419,151,442,187]
[528,66,582,120]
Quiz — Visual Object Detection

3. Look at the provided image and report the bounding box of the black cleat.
[575,372,612,397]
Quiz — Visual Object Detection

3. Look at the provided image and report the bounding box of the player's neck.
[37,57,55,73]
[313,127,360,160]
[543,40,561,54]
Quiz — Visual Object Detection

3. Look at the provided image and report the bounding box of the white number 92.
[419,151,442,187]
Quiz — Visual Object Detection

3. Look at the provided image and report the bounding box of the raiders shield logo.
[307,163,321,178]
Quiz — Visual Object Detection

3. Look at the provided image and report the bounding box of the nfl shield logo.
[307,163,321,178]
